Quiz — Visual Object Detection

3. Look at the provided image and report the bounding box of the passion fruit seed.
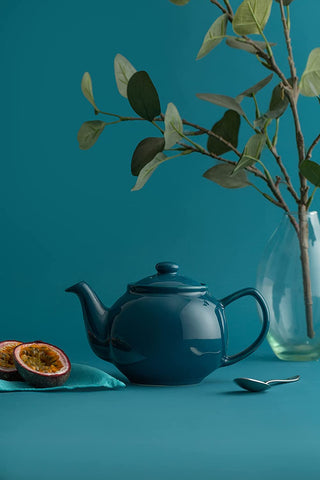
[0,350,15,368]
[0,341,23,381]
[14,342,71,388]
[20,345,63,374]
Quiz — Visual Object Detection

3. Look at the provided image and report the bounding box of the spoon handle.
[266,375,300,386]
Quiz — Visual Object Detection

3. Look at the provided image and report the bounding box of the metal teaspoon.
[233,375,300,392]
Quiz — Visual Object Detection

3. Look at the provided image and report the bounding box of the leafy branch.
[77,0,320,338]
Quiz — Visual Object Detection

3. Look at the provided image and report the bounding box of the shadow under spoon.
[233,375,300,392]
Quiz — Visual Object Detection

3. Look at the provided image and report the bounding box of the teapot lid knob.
[156,262,179,275]
[129,261,207,292]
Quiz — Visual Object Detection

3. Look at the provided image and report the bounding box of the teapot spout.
[66,281,111,361]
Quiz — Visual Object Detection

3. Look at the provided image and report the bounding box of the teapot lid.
[128,262,207,293]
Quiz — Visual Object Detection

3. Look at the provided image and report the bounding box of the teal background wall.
[1,0,319,360]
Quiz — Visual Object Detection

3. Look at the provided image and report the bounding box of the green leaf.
[203,163,250,189]
[236,74,273,102]
[233,133,266,173]
[114,54,136,98]
[300,48,320,97]
[169,0,190,4]
[196,93,245,116]
[196,14,228,60]
[164,103,183,149]
[275,0,294,5]
[207,110,241,156]
[127,71,161,121]
[233,0,273,36]
[226,37,276,54]
[81,72,99,113]
[77,121,106,150]
[269,83,290,115]
[131,153,167,191]
[254,80,291,127]
[131,137,165,176]
[300,160,320,187]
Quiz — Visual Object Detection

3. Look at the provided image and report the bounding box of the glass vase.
[257,211,320,361]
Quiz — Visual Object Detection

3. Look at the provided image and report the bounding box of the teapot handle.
[219,287,269,367]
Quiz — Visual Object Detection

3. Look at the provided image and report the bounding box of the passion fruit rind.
[14,342,71,388]
[0,340,24,381]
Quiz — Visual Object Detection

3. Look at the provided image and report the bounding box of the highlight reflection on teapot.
[66,262,269,386]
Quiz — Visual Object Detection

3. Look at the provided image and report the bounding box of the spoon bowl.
[234,377,271,392]
[234,375,300,392]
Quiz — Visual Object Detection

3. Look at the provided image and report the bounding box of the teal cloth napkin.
[0,363,126,391]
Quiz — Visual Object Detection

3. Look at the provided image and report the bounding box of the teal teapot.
[66,262,269,385]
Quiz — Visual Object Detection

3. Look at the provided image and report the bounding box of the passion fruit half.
[14,342,71,388]
[0,340,23,380]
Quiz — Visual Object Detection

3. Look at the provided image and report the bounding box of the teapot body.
[66,262,269,386]
[107,290,226,385]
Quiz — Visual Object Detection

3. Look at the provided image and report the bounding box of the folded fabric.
[0,363,126,392]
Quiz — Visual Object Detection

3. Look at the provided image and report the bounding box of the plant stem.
[275,176,282,188]
[152,120,164,134]
[255,162,299,231]
[243,115,259,133]
[209,0,232,20]
[306,133,320,161]
[252,94,260,119]
[250,184,282,207]
[265,134,300,203]
[184,130,205,136]
[307,187,318,209]
[178,142,235,165]
[223,0,233,16]
[278,0,314,338]
[256,159,274,185]
[105,120,122,126]
[272,118,279,147]
[278,1,296,83]
[182,119,242,157]
[286,6,291,32]
[166,150,193,162]
[98,110,122,118]
[176,130,206,153]
[247,3,273,58]
[278,0,302,162]
[247,94,300,203]
[298,205,315,338]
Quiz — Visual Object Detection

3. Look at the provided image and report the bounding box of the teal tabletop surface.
[1,352,319,480]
